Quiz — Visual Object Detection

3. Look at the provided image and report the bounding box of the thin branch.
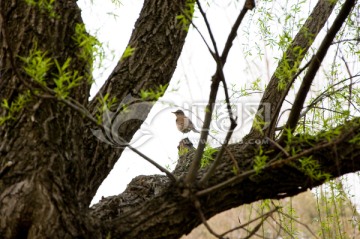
[179,1,237,132]
[224,146,240,174]
[265,137,289,157]
[339,51,353,113]
[219,0,255,123]
[241,217,267,239]
[221,0,255,64]
[175,2,215,59]
[219,207,280,238]
[196,0,220,58]
[194,199,224,239]
[267,57,313,138]
[280,0,356,139]
[277,210,320,239]
[311,106,356,116]
[221,79,236,122]
[290,74,360,124]
[305,75,360,110]
[186,0,254,184]
[200,121,237,184]
[332,37,360,44]
[276,75,360,132]
[276,79,360,131]
[207,129,240,173]
[267,213,297,239]
[250,0,338,139]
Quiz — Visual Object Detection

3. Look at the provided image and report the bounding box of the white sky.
[77,0,360,209]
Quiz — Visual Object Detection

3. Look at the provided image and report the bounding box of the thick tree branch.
[91,118,360,238]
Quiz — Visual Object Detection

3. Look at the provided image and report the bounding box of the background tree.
[0,0,359,239]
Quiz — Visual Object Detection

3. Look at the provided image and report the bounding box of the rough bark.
[0,0,188,238]
[0,0,97,238]
[0,0,359,239]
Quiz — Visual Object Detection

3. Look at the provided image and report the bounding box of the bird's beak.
[172,112,176,114]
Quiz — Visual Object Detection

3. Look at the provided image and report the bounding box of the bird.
[172,110,200,133]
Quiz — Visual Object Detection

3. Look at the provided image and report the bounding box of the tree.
[0,0,359,238]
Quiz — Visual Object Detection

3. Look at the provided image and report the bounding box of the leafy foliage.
[253,146,268,174]
[25,0,57,18]
[0,91,31,126]
[20,46,52,86]
[53,59,83,99]
[121,45,136,61]
[200,144,218,168]
[95,93,118,124]
[176,0,196,31]
[139,84,168,101]
[298,156,331,181]
[73,23,104,77]
[20,45,83,99]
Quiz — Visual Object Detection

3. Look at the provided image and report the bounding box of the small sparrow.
[172,110,200,133]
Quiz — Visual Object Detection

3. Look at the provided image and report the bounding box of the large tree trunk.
[0,0,97,238]
[0,0,358,238]
[0,0,188,237]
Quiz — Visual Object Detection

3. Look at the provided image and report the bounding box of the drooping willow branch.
[280,0,356,139]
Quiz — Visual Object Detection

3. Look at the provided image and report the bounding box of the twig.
[221,0,255,64]
[186,0,254,184]
[206,128,240,173]
[275,74,360,131]
[265,137,289,157]
[332,37,360,44]
[219,0,256,124]
[339,51,353,114]
[249,0,338,140]
[266,57,313,138]
[241,217,266,239]
[277,210,320,239]
[196,0,220,58]
[267,213,296,239]
[200,120,237,184]
[194,199,224,239]
[224,146,240,174]
[219,207,280,238]
[280,0,356,140]
[301,75,360,116]
[175,2,216,60]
